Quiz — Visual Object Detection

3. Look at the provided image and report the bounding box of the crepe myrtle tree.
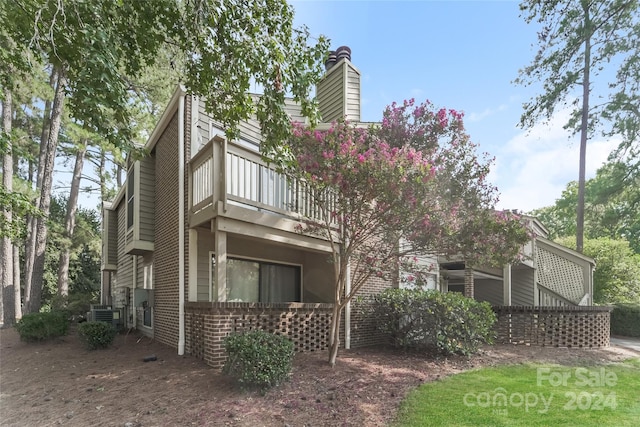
[287,99,531,366]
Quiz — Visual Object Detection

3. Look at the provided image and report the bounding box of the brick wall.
[183,96,192,309]
[493,305,611,348]
[153,112,180,348]
[348,270,395,349]
[185,302,333,369]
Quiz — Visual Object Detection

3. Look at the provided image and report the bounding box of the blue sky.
[291,0,619,212]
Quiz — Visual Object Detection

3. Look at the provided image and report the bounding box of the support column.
[464,267,474,298]
[215,223,227,302]
[188,229,198,302]
[101,271,110,305]
[503,264,512,305]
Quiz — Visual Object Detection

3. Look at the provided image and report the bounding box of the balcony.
[189,136,335,230]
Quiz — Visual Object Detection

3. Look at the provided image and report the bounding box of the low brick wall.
[493,306,611,348]
[185,302,333,369]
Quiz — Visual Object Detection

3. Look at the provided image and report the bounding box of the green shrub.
[370,288,496,356]
[223,330,295,390]
[15,311,69,341]
[78,321,117,350]
[611,304,640,337]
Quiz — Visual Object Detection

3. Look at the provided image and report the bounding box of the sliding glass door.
[220,257,301,303]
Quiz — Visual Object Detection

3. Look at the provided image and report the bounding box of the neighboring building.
[437,217,594,307]
[101,47,596,368]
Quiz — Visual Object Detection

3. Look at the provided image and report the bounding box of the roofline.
[145,84,186,152]
[536,236,596,266]
[523,214,550,236]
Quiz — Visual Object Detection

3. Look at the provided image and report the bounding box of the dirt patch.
[1,327,636,426]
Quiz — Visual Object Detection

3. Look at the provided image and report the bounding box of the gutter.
[178,93,186,355]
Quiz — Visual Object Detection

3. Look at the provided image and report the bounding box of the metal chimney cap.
[335,46,351,61]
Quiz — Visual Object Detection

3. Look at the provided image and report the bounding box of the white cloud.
[468,104,508,122]
[492,109,620,212]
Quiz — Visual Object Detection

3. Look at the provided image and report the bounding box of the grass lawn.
[394,358,640,427]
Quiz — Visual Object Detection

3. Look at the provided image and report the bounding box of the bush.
[49,293,97,319]
[370,288,496,356]
[78,321,117,350]
[223,330,295,390]
[15,311,69,341]
[611,304,640,337]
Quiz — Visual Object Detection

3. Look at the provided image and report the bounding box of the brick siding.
[185,302,334,369]
[153,112,180,348]
[493,305,611,348]
[348,270,395,349]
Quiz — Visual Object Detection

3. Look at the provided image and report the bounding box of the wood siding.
[317,63,344,122]
[197,232,214,301]
[317,59,361,123]
[345,64,361,121]
[102,207,118,269]
[115,200,133,307]
[474,279,503,305]
[138,155,156,242]
[512,267,534,306]
[195,97,305,154]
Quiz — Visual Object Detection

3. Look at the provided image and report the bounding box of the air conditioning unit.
[87,307,123,331]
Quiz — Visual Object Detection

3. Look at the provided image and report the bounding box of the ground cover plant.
[14,311,69,341]
[395,358,640,427]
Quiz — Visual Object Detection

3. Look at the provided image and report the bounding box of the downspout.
[132,255,137,328]
[178,93,186,355]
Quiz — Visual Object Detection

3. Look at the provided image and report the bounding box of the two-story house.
[102,47,603,368]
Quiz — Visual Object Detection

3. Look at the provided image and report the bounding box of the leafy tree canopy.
[1,0,329,157]
[557,236,640,304]
[287,99,531,365]
[531,161,640,253]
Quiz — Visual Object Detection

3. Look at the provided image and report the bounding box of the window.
[211,255,301,303]
[126,168,135,229]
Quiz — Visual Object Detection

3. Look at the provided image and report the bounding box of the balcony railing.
[190,138,335,223]
[537,284,574,307]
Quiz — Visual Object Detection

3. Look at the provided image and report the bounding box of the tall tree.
[2,0,328,312]
[287,100,530,366]
[516,0,639,253]
[56,133,88,298]
[531,161,640,253]
[1,88,14,326]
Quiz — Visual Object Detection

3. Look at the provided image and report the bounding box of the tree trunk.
[2,88,15,326]
[56,141,86,298]
[11,139,22,320]
[328,301,342,367]
[24,67,67,313]
[23,68,57,310]
[14,244,21,320]
[116,162,123,188]
[99,149,107,202]
[576,3,591,254]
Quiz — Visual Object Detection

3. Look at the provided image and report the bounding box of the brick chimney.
[317,46,361,123]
